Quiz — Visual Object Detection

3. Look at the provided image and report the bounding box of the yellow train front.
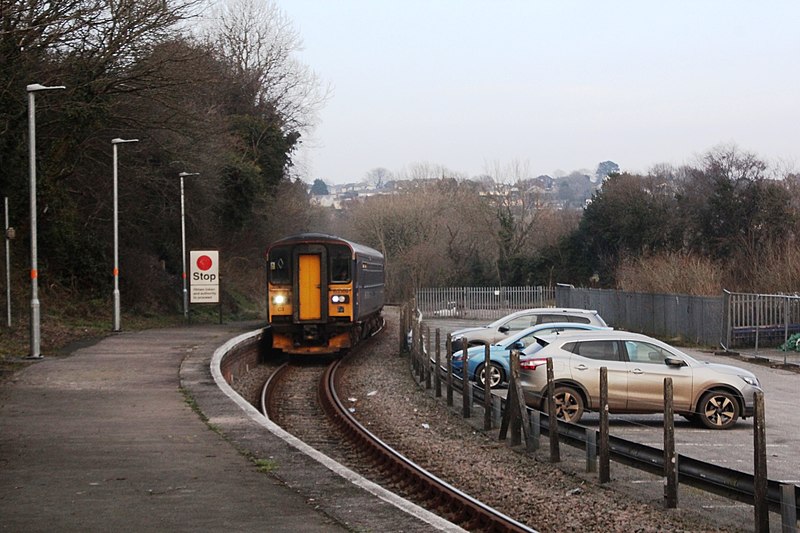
[266,233,385,355]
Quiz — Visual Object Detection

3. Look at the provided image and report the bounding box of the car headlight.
[272,293,288,305]
[739,375,760,387]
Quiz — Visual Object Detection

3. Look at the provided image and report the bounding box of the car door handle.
[631,368,644,374]
[575,364,589,371]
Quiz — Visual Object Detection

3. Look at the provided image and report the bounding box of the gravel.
[236,307,747,532]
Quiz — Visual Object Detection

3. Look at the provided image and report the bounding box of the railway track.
[260,354,536,533]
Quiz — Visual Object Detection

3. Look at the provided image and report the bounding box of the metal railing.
[415,286,556,321]
[724,290,800,350]
[417,285,800,350]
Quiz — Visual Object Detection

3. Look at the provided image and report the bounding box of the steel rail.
[321,359,537,533]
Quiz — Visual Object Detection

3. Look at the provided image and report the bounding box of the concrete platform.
[0,323,458,532]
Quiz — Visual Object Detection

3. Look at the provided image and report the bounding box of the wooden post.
[546,358,560,463]
[664,377,678,509]
[586,429,597,473]
[510,350,529,447]
[599,366,610,483]
[446,333,454,406]
[425,325,432,389]
[483,343,492,431]
[754,390,769,533]
[780,483,797,533]
[499,350,530,449]
[411,317,418,373]
[528,410,540,452]
[434,328,442,398]
[417,322,424,382]
[461,337,471,418]
[399,303,407,354]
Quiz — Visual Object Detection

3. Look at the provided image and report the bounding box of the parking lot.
[423,316,800,485]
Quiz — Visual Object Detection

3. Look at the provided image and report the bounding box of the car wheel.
[697,390,740,429]
[476,363,504,388]
[546,386,584,424]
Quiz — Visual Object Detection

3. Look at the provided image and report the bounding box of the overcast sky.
[278,1,800,184]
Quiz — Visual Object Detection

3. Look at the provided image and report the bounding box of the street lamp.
[111,138,139,332]
[178,172,199,320]
[27,83,65,359]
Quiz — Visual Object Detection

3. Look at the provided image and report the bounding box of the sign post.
[189,250,221,323]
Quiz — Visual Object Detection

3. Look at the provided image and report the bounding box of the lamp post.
[4,197,11,328]
[111,138,139,332]
[27,83,65,359]
[178,172,199,320]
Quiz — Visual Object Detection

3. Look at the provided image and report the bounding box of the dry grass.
[616,252,724,296]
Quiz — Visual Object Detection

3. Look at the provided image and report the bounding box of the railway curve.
[261,356,535,533]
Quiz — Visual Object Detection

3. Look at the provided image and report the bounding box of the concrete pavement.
[0,323,452,532]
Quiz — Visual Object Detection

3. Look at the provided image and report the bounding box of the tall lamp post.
[27,83,65,359]
[111,138,139,332]
[178,172,199,320]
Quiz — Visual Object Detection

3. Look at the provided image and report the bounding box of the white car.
[449,307,608,353]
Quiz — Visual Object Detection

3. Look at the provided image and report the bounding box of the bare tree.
[208,0,328,134]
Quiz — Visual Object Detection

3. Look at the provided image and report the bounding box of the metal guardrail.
[418,343,800,522]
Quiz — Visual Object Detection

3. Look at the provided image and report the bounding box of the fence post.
[664,377,678,509]
[483,343,492,431]
[586,429,597,473]
[399,303,406,354]
[754,390,769,532]
[434,328,442,398]
[462,337,471,418]
[492,394,502,428]
[780,483,797,533]
[784,297,790,366]
[546,358,560,463]
[425,325,432,390]
[599,366,610,483]
[446,333,453,406]
[417,322,425,382]
[528,410,540,452]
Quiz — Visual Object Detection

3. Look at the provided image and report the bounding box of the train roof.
[268,233,383,259]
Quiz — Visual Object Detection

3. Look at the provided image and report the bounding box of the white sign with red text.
[190,250,219,303]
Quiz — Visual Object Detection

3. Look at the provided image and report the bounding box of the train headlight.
[272,293,288,305]
[331,294,349,304]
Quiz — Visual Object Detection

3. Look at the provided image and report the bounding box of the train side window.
[330,245,351,283]
[269,247,291,284]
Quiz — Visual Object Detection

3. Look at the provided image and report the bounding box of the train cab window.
[329,245,351,283]
[269,247,291,284]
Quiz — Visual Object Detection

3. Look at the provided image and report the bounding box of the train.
[265,233,385,355]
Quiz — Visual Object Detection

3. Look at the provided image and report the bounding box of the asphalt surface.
[0,323,456,533]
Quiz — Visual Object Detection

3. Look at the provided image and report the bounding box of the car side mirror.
[509,341,524,350]
[664,357,687,367]
[498,326,510,333]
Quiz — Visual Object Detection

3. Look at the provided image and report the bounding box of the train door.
[298,253,323,321]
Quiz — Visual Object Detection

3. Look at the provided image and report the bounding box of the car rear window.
[537,314,591,325]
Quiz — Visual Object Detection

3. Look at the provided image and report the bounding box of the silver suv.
[449,308,608,353]
[519,330,762,429]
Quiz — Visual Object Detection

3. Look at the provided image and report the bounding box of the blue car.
[451,322,610,388]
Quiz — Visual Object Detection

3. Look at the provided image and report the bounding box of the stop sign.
[189,250,219,303]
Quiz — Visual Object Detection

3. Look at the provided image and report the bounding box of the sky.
[276,1,800,184]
